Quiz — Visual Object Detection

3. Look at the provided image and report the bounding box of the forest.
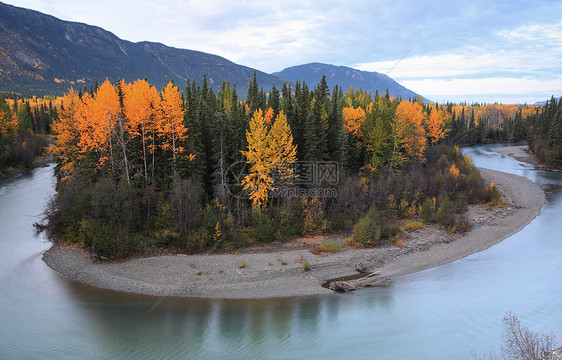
[1,74,556,259]
[525,96,562,169]
[0,95,53,174]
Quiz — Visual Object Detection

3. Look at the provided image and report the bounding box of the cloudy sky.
[5,0,562,104]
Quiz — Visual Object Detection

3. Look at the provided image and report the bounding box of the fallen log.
[327,272,383,293]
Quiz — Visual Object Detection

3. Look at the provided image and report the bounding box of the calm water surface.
[0,144,560,359]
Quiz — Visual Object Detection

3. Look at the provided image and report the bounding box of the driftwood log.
[328,272,384,293]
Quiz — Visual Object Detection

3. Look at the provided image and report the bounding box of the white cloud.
[4,0,562,103]
[356,48,561,80]
[401,76,562,104]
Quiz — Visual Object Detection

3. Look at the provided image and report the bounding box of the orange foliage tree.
[159,81,187,162]
[342,105,366,137]
[395,100,426,160]
[50,88,82,180]
[123,79,160,183]
[427,108,449,145]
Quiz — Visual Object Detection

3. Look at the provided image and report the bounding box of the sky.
[5,0,562,104]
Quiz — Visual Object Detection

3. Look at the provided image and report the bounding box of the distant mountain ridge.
[274,63,429,102]
[534,96,562,106]
[0,1,426,101]
[0,1,282,96]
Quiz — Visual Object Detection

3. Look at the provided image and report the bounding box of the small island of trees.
[2,74,560,259]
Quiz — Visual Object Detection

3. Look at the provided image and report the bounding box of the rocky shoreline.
[43,148,546,299]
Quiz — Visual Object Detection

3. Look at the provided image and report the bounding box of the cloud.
[356,49,561,80]
[402,76,562,98]
[4,0,562,103]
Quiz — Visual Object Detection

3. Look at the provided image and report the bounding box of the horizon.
[2,0,562,104]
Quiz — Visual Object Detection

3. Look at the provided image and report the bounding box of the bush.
[483,181,502,203]
[91,223,141,260]
[352,208,399,247]
[420,197,436,223]
[436,197,457,228]
[353,213,380,247]
[310,241,343,255]
[302,197,329,235]
[271,202,304,239]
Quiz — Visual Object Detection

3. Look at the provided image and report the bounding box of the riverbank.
[494,145,541,167]
[43,163,545,299]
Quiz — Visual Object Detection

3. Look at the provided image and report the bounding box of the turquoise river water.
[0,143,560,359]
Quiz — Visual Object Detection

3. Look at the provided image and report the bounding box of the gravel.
[43,150,546,299]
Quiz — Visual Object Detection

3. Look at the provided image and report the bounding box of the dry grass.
[310,241,343,255]
[403,220,425,232]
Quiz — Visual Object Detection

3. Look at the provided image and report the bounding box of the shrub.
[271,203,304,240]
[353,213,381,247]
[302,197,329,235]
[436,197,457,228]
[352,207,399,247]
[403,220,424,231]
[310,241,343,255]
[254,213,277,242]
[483,181,502,203]
[420,197,436,223]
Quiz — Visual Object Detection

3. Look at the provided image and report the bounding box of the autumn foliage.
[241,109,297,210]
[342,105,366,137]
[51,79,189,183]
[41,74,544,259]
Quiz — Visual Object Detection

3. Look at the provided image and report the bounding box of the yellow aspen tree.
[123,79,160,183]
[427,108,449,145]
[75,92,110,172]
[268,111,297,183]
[159,81,187,161]
[50,88,82,180]
[241,109,274,210]
[92,79,130,183]
[395,100,426,161]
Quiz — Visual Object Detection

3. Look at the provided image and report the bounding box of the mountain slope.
[0,1,283,95]
[274,63,429,102]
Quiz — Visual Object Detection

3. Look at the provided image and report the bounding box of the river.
[0,144,560,359]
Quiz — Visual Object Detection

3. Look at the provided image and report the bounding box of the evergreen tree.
[268,83,280,115]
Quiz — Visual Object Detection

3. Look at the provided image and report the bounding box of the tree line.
[0,96,49,174]
[526,96,562,169]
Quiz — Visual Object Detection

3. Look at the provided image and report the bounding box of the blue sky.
[5,0,562,104]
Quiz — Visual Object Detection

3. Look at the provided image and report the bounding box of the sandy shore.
[43,161,545,299]
[494,145,541,167]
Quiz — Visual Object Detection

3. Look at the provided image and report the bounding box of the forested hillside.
[0,1,282,96]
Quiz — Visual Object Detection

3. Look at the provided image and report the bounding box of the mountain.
[0,1,283,96]
[274,63,429,102]
[0,2,427,102]
[534,96,561,106]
